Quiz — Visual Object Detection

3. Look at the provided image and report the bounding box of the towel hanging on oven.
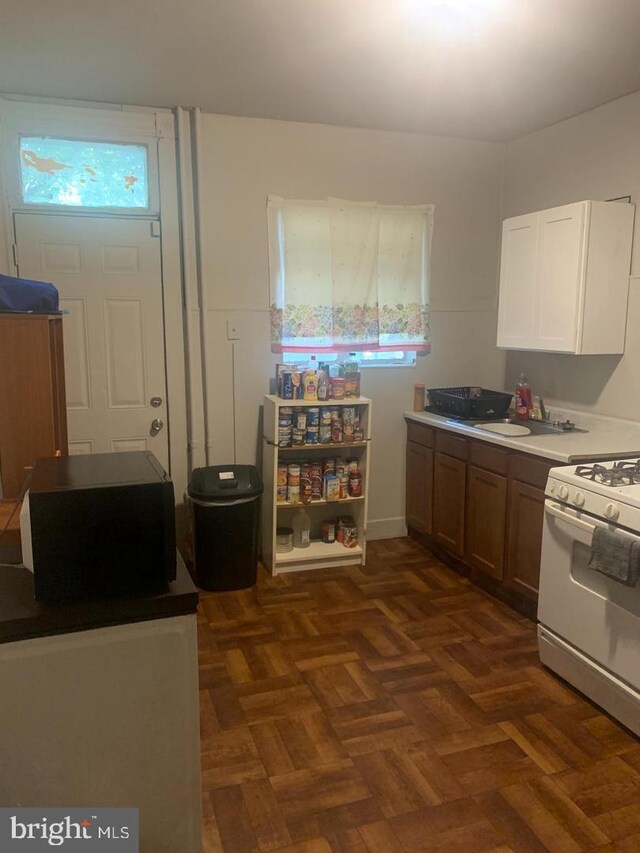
[589,526,640,586]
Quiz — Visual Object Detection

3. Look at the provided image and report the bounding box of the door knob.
[150,418,164,437]
[150,396,163,408]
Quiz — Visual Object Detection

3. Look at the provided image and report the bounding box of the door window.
[19,136,149,209]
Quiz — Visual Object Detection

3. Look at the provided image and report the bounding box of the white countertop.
[404,407,640,464]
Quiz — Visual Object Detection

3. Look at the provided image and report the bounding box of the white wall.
[502,89,640,421]
[196,114,505,537]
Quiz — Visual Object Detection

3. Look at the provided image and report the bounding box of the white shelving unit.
[262,395,372,575]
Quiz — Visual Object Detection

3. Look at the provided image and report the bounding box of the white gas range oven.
[538,458,640,736]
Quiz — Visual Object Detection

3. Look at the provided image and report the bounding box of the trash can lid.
[188,464,263,501]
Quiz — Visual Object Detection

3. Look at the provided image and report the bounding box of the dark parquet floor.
[198,537,640,852]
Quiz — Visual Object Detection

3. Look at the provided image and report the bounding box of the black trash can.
[188,465,263,591]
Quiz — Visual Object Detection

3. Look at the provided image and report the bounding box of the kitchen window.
[282,350,416,368]
[268,196,433,356]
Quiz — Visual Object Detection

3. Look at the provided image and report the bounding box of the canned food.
[278,428,292,447]
[307,407,320,426]
[335,461,346,478]
[319,424,332,444]
[342,406,357,425]
[292,428,306,445]
[277,465,288,486]
[353,427,364,442]
[323,457,336,475]
[311,475,323,500]
[301,477,313,505]
[287,484,300,504]
[280,406,294,417]
[321,520,336,543]
[348,470,363,497]
[320,407,332,425]
[295,410,307,430]
[343,423,355,443]
[347,457,359,473]
[329,406,340,421]
[336,515,355,543]
[343,525,358,548]
[331,420,343,443]
[300,462,312,481]
[310,461,323,477]
[287,464,301,486]
[306,426,319,444]
[277,485,288,503]
[324,474,340,502]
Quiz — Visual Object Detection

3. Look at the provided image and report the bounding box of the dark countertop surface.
[0,553,199,645]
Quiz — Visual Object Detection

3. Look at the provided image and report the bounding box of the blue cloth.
[0,274,59,313]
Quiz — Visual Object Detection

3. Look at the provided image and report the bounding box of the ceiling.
[3,0,640,141]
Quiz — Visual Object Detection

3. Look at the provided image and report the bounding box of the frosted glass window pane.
[20,137,149,208]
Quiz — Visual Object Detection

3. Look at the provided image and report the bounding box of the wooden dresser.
[0,313,67,499]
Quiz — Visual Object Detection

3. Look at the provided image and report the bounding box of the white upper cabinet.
[497,200,634,354]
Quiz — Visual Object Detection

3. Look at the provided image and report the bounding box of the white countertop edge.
[404,410,640,464]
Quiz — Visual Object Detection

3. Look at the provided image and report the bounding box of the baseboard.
[367,517,408,541]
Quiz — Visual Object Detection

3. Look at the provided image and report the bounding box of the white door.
[13,213,169,469]
[534,202,586,353]
[496,212,538,349]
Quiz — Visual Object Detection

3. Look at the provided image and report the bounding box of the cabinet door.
[535,202,586,353]
[505,480,545,601]
[406,441,433,534]
[497,213,538,349]
[465,466,507,580]
[433,452,466,556]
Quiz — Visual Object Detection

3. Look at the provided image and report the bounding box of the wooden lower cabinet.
[465,465,507,580]
[406,418,566,614]
[433,451,466,556]
[406,441,433,534]
[505,480,546,601]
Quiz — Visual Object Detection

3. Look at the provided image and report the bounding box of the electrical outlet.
[226,320,240,340]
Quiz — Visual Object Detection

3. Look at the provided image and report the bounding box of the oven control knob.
[573,491,585,508]
[557,485,569,501]
[605,502,620,521]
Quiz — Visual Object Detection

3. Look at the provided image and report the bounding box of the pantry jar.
[330,377,346,399]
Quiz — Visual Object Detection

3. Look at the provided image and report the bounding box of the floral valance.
[267,197,433,353]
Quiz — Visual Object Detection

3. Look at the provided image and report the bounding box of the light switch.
[227,320,240,340]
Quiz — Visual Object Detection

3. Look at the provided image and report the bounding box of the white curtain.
[268,196,433,353]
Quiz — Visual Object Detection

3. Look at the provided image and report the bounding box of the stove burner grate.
[575,460,640,487]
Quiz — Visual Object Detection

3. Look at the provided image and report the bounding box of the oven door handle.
[544,499,597,544]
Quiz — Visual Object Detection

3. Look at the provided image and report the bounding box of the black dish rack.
[427,387,513,420]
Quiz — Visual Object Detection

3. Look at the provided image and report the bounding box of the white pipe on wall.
[175,106,206,472]
[192,107,213,466]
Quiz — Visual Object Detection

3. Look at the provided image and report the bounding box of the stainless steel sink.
[445,415,588,437]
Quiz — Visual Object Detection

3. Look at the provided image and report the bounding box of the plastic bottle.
[302,357,318,401]
[292,507,311,548]
[515,373,533,420]
[317,362,330,402]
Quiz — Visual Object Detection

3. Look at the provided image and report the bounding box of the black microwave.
[20,452,176,602]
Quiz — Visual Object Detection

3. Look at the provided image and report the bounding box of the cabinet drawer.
[509,453,553,489]
[406,421,434,448]
[470,440,509,475]
[435,431,468,461]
